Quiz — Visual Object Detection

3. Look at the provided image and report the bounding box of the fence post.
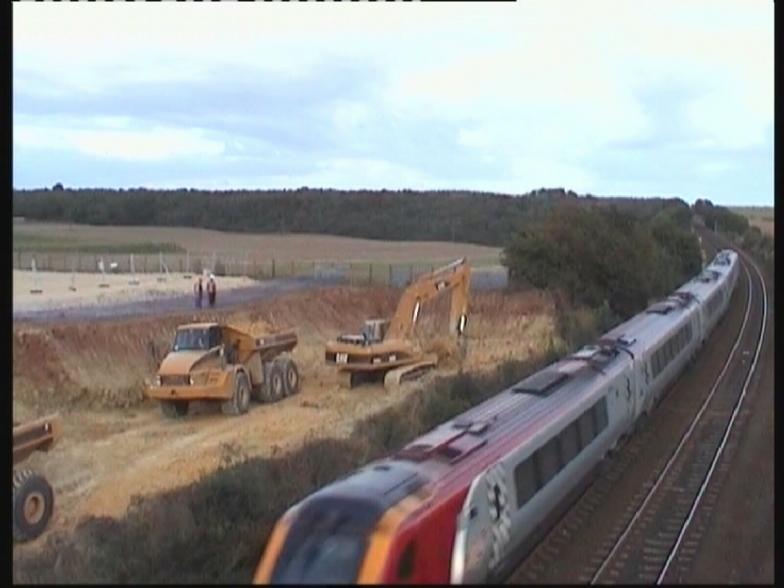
[369,263,373,285]
[271,259,276,279]
[388,264,393,285]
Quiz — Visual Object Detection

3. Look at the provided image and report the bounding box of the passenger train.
[253,249,741,584]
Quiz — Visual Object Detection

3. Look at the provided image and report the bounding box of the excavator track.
[383,355,438,390]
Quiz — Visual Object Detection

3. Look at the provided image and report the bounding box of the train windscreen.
[270,497,382,584]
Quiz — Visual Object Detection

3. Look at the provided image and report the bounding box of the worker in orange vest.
[207,274,217,308]
[193,276,204,309]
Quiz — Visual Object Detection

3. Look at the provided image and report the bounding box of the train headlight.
[189,375,194,386]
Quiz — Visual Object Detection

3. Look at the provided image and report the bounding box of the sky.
[12,2,774,206]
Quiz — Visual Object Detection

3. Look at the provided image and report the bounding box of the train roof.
[314,340,633,508]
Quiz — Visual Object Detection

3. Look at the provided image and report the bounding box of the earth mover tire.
[251,383,265,404]
[161,400,189,419]
[13,469,54,542]
[267,363,286,403]
[222,372,251,416]
[277,358,301,396]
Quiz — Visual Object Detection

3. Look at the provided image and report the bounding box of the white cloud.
[15,122,225,162]
[12,1,774,204]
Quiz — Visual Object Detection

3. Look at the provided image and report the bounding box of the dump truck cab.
[172,323,222,353]
[146,322,301,418]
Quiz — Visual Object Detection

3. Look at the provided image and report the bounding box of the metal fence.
[11,250,508,288]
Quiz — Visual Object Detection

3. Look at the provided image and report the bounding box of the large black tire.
[161,400,189,419]
[13,469,54,542]
[267,363,286,403]
[278,358,301,396]
[222,372,251,415]
[250,383,265,404]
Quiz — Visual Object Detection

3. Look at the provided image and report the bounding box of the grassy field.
[13,230,185,253]
[12,222,501,264]
[729,206,775,237]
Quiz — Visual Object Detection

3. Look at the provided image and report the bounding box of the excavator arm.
[385,258,471,341]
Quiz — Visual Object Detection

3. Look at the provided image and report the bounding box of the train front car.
[254,461,430,584]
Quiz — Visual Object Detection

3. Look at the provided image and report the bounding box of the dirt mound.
[13,285,553,416]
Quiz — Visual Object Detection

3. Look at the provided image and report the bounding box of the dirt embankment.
[13,285,555,542]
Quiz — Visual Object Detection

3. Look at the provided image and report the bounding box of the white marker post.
[98,257,110,288]
[29,257,43,294]
[157,252,170,283]
[129,254,140,286]
[69,257,77,291]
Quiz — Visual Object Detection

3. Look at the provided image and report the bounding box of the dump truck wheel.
[251,384,265,404]
[222,372,251,415]
[282,359,300,396]
[161,400,189,419]
[13,469,54,542]
[268,364,286,402]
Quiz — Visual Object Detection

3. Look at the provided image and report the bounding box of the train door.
[637,351,653,415]
[451,463,512,584]
[623,368,637,424]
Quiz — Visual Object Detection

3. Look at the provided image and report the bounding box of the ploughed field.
[12,284,555,546]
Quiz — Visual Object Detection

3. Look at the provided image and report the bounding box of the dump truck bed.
[13,414,63,464]
[250,330,298,362]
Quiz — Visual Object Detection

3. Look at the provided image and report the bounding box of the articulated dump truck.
[13,414,62,542]
[146,322,300,418]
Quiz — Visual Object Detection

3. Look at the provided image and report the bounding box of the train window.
[534,438,562,487]
[397,541,416,580]
[514,457,538,508]
[577,409,596,448]
[558,422,581,465]
[593,398,609,433]
[272,530,367,583]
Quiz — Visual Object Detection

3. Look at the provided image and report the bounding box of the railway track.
[506,238,769,584]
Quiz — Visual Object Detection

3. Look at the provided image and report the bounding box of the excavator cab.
[361,319,389,344]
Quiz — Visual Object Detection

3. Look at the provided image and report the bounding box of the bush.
[502,203,701,319]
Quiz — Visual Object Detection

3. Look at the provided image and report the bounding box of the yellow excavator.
[325,258,471,389]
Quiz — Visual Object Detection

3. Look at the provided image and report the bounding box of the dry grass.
[729,206,775,237]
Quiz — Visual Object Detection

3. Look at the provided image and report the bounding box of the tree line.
[13,186,685,247]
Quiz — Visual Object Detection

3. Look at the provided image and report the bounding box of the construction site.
[12,253,555,546]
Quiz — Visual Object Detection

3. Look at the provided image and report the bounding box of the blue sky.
[13,2,773,206]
